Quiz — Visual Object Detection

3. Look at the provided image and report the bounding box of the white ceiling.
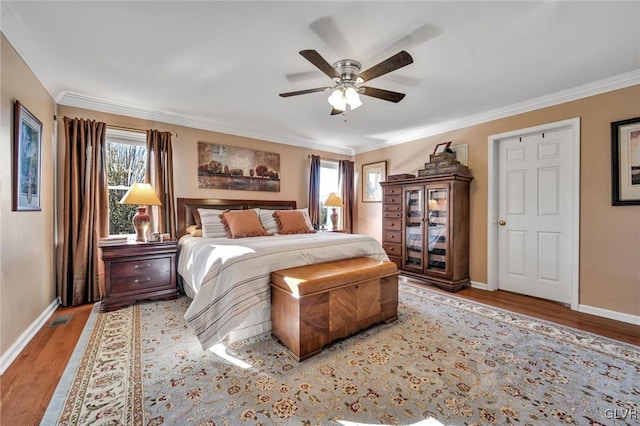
[3,1,639,155]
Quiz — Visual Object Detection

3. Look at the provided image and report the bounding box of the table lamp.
[119,183,162,242]
[324,192,343,230]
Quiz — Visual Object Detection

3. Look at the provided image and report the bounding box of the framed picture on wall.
[362,161,386,202]
[13,100,43,211]
[611,117,640,205]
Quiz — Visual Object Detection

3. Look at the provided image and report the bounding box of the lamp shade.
[428,199,439,211]
[119,183,162,206]
[324,192,343,207]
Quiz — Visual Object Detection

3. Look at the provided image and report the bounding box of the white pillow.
[198,208,226,238]
[259,209,279,234]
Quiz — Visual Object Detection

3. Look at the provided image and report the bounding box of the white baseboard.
[579,304,640,326]
[469,281,639,326]
[470,280,490,290]
[0,297,61,375]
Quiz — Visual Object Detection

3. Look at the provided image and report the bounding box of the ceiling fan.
[279,49,413,115]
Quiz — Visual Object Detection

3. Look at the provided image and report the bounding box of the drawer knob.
[134,263,151,270]
[134,277,151,284]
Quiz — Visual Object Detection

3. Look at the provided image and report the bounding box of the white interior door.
[497,127,574,304]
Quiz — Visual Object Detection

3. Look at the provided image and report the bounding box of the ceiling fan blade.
[285,71,325,83]
[361,86,406,103]
[375,24,441,61]
[299,50,340,80]
[330,108,343,116]
[358,51,413,83]
[310,16,355,58]
[279,87,331,97]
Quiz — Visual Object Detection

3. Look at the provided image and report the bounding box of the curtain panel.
[58,117,108,306]
[146,130,176,237]
[308,155,321,229]
[339,159,355,233]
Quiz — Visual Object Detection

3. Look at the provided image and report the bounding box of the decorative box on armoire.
[381,153,472,292]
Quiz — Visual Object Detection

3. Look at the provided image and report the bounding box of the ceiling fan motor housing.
[332,59,363,83]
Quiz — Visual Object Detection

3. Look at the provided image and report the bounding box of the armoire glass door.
[426,186,448,273]
[403,187,424,271]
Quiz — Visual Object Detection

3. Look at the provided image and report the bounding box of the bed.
[176,198,390,351]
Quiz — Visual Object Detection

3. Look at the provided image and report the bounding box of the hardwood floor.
[1,303,93,426]
[1,280,638,425]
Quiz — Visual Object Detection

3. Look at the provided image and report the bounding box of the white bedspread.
[177,232,389,350]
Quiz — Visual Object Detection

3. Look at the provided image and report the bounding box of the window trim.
[106,128,147,236]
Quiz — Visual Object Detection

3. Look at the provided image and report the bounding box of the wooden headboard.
[177,198,298,237]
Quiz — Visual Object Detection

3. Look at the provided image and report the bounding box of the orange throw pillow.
[219,209,268,238]
[273,210,317,234]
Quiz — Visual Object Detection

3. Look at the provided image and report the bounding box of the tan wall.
[55,106,352,234]
[0,35,57,356]
[356,85,640,317]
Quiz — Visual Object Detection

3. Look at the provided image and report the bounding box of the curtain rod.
[54,116,178,137]
[308,155,338,161]
[106,124,178,138]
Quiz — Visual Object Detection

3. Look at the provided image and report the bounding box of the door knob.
[499,220,506,226]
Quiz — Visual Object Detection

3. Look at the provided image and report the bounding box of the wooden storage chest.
[270,257,398,361]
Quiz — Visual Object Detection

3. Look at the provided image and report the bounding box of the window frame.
[319,159,341,230]
[105,128,147,236]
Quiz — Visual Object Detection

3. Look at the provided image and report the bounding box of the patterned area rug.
[42,284,639,425]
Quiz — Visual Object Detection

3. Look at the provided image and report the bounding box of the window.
[105,128,147,235]
[319,159,340,229]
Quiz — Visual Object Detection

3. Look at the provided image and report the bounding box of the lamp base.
[330,208,339,230]
[133,206,150,242]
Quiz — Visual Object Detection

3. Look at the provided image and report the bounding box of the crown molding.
[355,69,640,154]
[57,92,355,156]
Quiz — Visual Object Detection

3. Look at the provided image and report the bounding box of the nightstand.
[100,240,178,312]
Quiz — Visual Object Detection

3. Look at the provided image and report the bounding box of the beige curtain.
[339,160,355,233]
[146,130,176,237]
[308,155,321,229]
[58,117,108,306]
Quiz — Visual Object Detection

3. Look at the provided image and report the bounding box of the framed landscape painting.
[611,117,640,205]
[197,142,281,192]
[13,100,42,211]
[362,161,386,202]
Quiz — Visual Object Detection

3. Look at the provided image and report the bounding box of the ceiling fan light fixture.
[344,86,362,110]
[328,88,346,111]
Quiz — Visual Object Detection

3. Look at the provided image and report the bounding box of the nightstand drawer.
[110,256,172,293]
[111,256,170,279]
